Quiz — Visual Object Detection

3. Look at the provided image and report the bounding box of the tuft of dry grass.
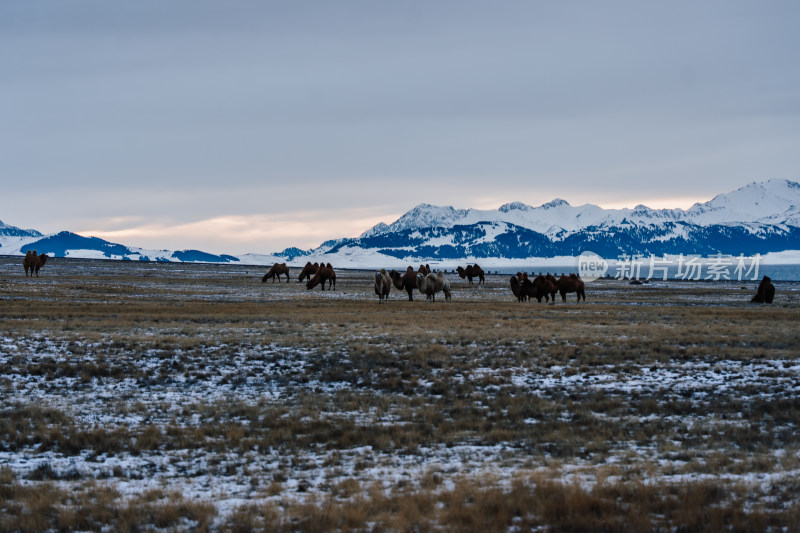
[0,477,215,531]
[218,474,800,532]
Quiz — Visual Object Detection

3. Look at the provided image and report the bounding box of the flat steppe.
[2,256,799,531]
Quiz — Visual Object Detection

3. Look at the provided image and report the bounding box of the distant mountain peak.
[387,203,466,233]
[360,222,389,238]
[499,202,533,213]
[540,198,570,209]
[686,178,800,224]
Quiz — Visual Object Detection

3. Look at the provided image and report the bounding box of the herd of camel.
[19,253,775,304]
[261,261,588,304]
[510,272,586,303]
[261,261,337,290]
[262,261,459,302]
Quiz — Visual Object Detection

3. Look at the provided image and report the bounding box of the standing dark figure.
[23,251,48,277]
[390,266,417,301]
[751,275,775,303]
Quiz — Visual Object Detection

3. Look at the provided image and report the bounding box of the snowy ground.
[2,255,800,529]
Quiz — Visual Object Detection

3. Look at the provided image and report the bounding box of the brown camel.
[751,275,775,304]
[390,266,417,301]
[23,250,49,277]
[298,262,319,282]
[456,264,486,286]
[23,250,37,277]
[307,263,336,290]
[262,263,290,283]
[509,275,525,302]
[520,272,534,302]
[526,274,555,303]
[554,274,586,303]
[545,273,559,302]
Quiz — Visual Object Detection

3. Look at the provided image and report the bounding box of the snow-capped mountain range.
[309,178,800,265]
[2,179,800,268]
[362,179,800,238]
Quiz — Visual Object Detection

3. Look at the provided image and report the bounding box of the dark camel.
[750,275,775,304]
[23,250,49,277]
[262,263,290,283]
[307,263,336,290]
[298,262,319,282]
[390,266,417,301]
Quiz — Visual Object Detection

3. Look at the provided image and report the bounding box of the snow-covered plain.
[2,256,800,528]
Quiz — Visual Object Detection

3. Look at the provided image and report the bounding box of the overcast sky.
[2,1,799,254]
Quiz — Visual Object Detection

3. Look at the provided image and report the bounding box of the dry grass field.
[2,255,800,531]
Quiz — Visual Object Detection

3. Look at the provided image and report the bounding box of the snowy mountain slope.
[686,179,800,225]
[317,220,800,262]
[0,219,42,238]
[362,179,800,238]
